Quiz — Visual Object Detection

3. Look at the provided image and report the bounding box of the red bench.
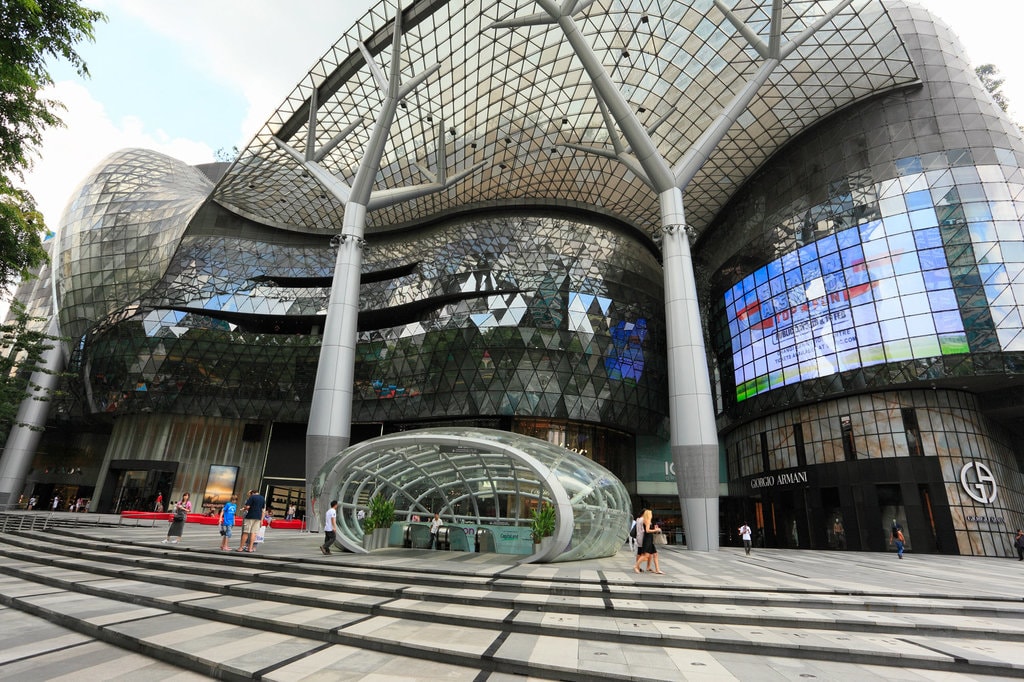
[120,511,305,529]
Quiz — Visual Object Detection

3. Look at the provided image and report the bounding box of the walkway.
[0,512,1022,680]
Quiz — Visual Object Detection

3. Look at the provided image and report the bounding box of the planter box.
[533,535,555,555]
[362,526,392,551]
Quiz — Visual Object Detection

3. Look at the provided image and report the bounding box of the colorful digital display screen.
[606,318,647,383]
[725,215,968,401]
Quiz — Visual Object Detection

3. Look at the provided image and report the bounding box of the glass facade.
[212,0,915,241]
[726,216,968,402]
[708,3,1024,414]
[709,1,1024,556]
[4,0,1020,557]
[59,206,666,433]
[56,149,214,344]
[725,389,1023,557]
[354,214,666,432]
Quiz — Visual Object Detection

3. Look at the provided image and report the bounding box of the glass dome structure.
[312,427,631,562]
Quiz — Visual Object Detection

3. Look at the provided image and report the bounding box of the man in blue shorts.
[218,495,238,551]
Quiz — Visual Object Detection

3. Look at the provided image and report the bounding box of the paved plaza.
[0,513,1022,680]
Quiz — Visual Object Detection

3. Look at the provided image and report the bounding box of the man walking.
[1014,529,1024,561]
[321,500,338,555]
[738,522,752,555]
[237,489,266,553]
[890,522,905,559]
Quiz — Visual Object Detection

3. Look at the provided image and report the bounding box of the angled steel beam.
[368,121,487,210]
[491,0,675,192]
[273,137,353,204]
[493,0,858,551]
[305,3,440,532]
[673,0,855,189]
[494,0,717,550]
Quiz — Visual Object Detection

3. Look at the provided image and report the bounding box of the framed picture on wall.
[203,465,239,509]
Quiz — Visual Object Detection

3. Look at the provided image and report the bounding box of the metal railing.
[0,510,161,533]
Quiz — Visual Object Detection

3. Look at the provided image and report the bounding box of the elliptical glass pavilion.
[1,0,1021,557]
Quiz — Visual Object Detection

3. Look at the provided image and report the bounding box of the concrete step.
[2,530,1022,641]
[0,604,208,680]
[0,529,1022,680]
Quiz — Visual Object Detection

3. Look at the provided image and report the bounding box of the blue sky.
[48,10,247,152]
[20,0,1024,233]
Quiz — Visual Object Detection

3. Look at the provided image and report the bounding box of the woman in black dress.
[162,492,192,544]
[632,508,664,574]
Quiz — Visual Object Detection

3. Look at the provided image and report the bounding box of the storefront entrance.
[729,458,955,554]
[98,460,177,513]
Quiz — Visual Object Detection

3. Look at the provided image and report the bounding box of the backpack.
[629,522,637,539]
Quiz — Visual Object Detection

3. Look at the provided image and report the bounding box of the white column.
[305,202,366,531]
[660,188,720,551]
[0,316,65,506]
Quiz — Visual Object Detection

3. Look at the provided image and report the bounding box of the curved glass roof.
[56,148,214,343]
[312,426,632,562]
[212,0,916,239]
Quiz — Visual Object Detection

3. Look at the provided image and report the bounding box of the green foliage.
[0,0,104,292]
[0,299,63,444]
[364,493,396,533]
[214,146,240,163]
[0,185,47,292]
[530,502,556,544]
[976,64,1010,113]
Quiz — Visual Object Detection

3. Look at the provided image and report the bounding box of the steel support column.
[660,188,719,551]
[0,316,65,506]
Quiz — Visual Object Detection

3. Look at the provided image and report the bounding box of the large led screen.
[726,216,968,401]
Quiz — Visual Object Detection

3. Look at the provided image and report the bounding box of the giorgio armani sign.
[748,470,809,490]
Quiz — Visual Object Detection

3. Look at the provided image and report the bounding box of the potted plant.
[365,493,396,550]
[360,513,376,550]
[530,502,556,551]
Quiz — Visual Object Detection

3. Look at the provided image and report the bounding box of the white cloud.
[107,0,374,148]
[916,0,1024,120]
[20,0,375,233]
[22,81,216,230]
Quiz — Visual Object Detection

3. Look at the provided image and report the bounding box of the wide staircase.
[0,520,1023,680]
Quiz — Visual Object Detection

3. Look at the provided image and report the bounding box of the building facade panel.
[709,2,1024,555]
[1,0,1020,557]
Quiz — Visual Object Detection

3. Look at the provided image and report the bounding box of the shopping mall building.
[1,0,1022,556]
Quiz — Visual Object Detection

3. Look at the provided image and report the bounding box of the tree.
[215,146,240,162]
[976,63,1009,113]
[0,0,105,293]
[0,299,63,445]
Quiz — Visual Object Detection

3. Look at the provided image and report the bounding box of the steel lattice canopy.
[211,0,917,239]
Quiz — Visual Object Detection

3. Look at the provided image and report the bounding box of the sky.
[17,0,1024,234]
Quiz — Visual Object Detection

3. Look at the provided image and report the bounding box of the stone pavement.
[0,512,1022,680]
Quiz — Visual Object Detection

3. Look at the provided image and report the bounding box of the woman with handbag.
[162,492,192,544]
[632,509,665,574]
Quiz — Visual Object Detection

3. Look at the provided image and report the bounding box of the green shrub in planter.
[367,493,396,534]
[530,502,556,544]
